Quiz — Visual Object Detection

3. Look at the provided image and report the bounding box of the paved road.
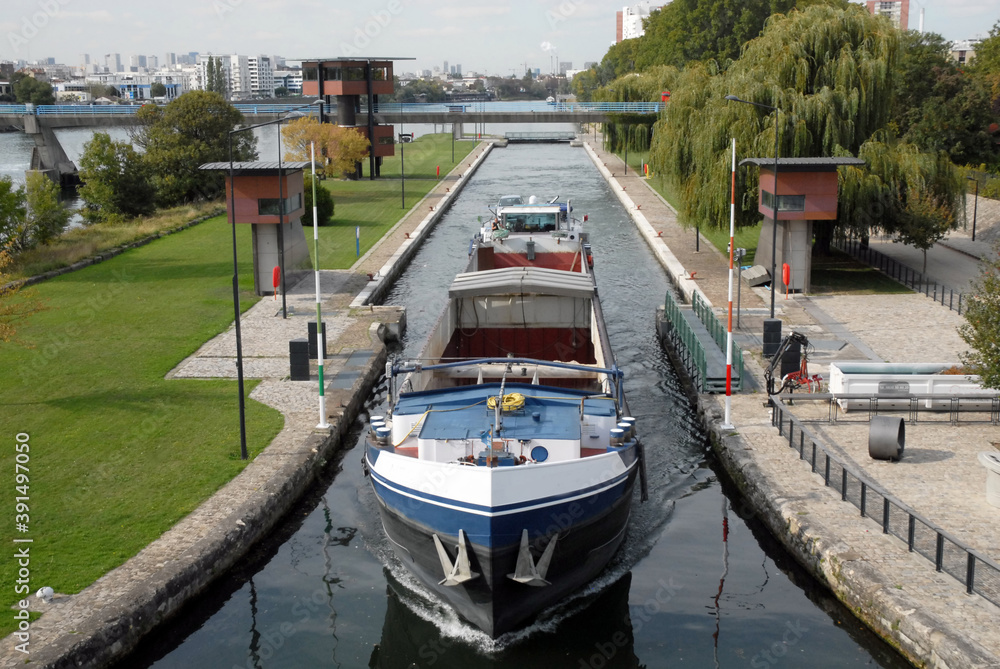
[867,234,987,291]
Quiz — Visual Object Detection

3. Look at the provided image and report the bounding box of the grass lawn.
[312,133,477,269]
[810,249,913,295]
[0,216,284,636]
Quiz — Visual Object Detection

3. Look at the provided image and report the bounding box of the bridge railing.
[372,101,663,114]
[6,101,662,117]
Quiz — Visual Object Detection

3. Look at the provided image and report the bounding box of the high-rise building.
[105,53,122,73]
[165,52,176,66]
[443,60,448,75]
[248,55,275,97]
[81,53,90,66]
[147,55,158,69]
[559,61,572,75]
[616,2,667,42]
[865,0,909,30]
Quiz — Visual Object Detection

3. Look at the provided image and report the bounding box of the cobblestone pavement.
[584,132,1000,665]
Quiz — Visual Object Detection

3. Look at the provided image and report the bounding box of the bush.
[303,174,334,225]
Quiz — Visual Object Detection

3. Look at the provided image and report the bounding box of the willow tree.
[650,4,959,252]
[597,66,681,153]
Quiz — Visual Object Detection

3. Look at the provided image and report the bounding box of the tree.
[893,31,1000,167]
[970,21,1000,102]
[0,177,26,247]
[11,73,55,105]
[274,86,289,98]
[393,79,447,102]
[134,91,256,206]
[626,0,849,71]
[149,82,167,98]
[78,132,155,224]
[304,173,334,225]
[0,243,46,345]
[21,172,70,249]
[960,241,1000,389]
[204,56,228,98]
[648,4,960,248]
[281,117,369,179]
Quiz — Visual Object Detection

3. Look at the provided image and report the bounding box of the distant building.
[616,2,666,42]
[559,61,572,75]
[165,52,176,66]
[865,0,909,30]
[105,53,122,73]
[273,68,302,94]
[248,55,275,97]
[196,54,252,99]
[950,39,979,65]
[85,71,186,100]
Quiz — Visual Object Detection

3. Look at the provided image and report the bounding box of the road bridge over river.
[0,101,662,183]
[0,101,662,129]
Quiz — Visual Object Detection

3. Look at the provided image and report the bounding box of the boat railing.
[393,357,626,409]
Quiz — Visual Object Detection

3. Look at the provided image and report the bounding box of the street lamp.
[724,94,781,319]
[227,99,321,459]
[967,175,979,242]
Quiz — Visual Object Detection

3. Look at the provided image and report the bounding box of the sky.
[1,0,998,76]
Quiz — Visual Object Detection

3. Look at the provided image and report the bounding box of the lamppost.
[967,175,979,242]
[724,94,781,319]
[227,99,321,459]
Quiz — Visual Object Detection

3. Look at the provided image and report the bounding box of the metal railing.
[372,101,663,114]
[661,288,711,392]
[691,290,744,391]
[833,236,968,314]
[770,394,1000,607]
[0,103,335,117]
[790,392,1000,425]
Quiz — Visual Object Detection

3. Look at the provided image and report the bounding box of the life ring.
[487,393,525,412]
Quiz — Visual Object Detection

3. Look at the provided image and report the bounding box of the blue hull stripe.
[368,470,636,547]
[366,449,635,515]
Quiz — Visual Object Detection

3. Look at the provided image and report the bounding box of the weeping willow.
[598,66,680,152]
[648,4,961,238]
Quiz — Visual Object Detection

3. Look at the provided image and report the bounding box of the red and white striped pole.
[723,138,736,429]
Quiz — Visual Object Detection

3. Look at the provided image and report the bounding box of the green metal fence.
[692,291,744,390]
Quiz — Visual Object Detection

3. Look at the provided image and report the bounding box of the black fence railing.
[833,237,968,315]
[785,393,1000,425]
[770,394,1000,608]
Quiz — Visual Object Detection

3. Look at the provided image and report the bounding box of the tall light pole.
[227,99,320,458]
[725,94,781,319]
[967,175,979,242]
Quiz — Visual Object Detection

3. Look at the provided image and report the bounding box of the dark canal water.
[111,144,908,668]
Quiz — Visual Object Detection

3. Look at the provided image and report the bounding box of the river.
[99,143,910,668]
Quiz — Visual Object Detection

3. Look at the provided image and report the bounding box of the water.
[111,144,906,668]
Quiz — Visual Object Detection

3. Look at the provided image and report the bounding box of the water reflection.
[369,571,641,669]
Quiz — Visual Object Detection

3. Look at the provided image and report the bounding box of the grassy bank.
[8,201,225,281]
[315,134,477,268]
[0,216,283,636]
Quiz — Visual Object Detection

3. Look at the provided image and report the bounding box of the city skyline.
[2,0,997,76]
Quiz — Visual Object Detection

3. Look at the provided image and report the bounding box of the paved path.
[582,132,1000,666]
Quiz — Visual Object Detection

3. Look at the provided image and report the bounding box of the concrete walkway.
[582,132,1000,667]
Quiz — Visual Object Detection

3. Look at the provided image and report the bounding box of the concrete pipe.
[869,415,905,461]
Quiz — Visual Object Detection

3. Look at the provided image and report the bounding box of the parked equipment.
[763,331,824,397]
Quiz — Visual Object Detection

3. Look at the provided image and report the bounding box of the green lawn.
[0,216,283,635]
[0,133,475,637]
[314,133,477,268]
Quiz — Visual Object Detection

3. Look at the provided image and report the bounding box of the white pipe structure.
[312,142,330,430]
[722,138,736,429]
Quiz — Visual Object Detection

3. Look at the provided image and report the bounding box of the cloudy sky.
[2,0,997,75]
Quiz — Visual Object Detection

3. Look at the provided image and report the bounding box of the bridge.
[0,101,663,128]
[0,101,662,184]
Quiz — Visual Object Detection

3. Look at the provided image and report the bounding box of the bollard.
[869,415,905,460]
[289,339,310,381]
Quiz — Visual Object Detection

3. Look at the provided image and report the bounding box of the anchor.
[433,529,479,586]
[507,529,558,586]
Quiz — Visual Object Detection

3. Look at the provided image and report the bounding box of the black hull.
[370,467,637,638]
